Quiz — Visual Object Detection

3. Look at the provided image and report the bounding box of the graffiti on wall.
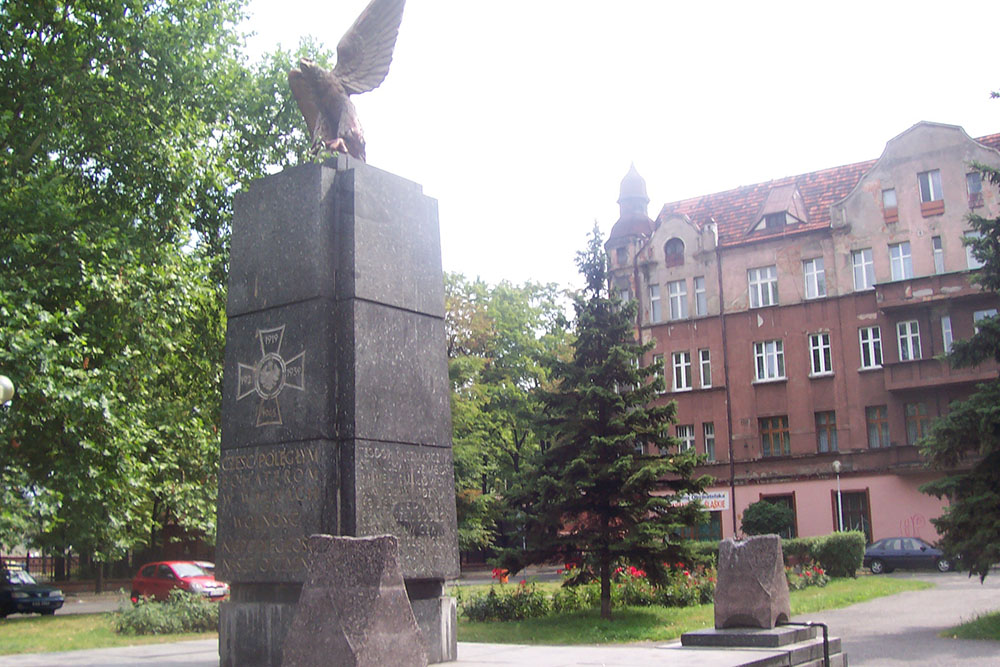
[899,513,927,538]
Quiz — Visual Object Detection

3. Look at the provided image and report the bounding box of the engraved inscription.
[236,325,305,426]
[217,443,330,580]
[354,444,456,574]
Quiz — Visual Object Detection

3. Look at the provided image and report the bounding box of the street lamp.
[832,460,844,532]
[0,375,13,406]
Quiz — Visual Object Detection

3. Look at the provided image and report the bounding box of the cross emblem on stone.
[236,325,305,426]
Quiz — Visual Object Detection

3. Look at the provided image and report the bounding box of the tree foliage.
[741,500,794,537]
[0,0,322,567]
[445,273,571,552]
[920,155,1000,582]
[499,224,709,619]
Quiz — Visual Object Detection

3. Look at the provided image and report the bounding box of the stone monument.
[713,534,791,629]
[216,154,460,666]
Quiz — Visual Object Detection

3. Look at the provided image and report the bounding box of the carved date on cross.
[236,325,305,426]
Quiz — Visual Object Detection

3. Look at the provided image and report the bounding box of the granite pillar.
[217,157,460,666]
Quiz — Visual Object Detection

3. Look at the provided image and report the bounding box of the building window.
[748,265,778,308]
[918,169,943,202]
[809,332,833,376]
[967,171,983,208]
[703,422,716,461]
[672,351,692,391]
[942,315,953,354]
[668,279,688,320]
[760,416,790,457]
[858,326,883,369]
[754,340,785,381]
[676,424,695,452]
[897,320,921,361]
[905,402,932,445]
[677,510,723,541]
[699,348,712,388]
[932,236,944,274]
[653,354,665,393]
[618,287,631,303]
[974,309,998,333]
[648,285,662,323]
[616,247,628,266]
[882,188,898,223]
[694,276,707,316]
[852,248,875,291]
[816,411,837,453]
[889,242,913,281]
[838,491,872,541]
[966,231,985,270]
[803,257,826,299]
[664,238,685,267]
[763,212,786,230]
[866,405,890,448]
[762,495,797,538]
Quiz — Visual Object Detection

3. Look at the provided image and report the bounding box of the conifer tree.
[920,155,1000,582]
[501,224,708,619]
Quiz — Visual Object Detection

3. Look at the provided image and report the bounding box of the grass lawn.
[0,613,216,655]
[456,576,933,644]
[942,611,1000,641]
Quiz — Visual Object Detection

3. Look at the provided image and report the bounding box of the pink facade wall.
[710,472,948,543]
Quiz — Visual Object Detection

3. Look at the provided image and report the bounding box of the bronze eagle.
[288,0,406,162]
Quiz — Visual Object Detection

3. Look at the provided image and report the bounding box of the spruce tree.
[920,155,1000,582]
[501,224,708,619]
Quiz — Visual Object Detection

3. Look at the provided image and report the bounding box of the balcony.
[884,357,998,392]
[875,272,986,312]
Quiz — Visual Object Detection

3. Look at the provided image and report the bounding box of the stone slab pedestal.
[217,157,459,666]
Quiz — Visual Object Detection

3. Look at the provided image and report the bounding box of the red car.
[130,561,229,602]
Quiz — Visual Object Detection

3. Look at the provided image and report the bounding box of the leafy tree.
[0,0,321,584]
[500,224,709,619]
[445,273,571,552]
[741,500,794,537]
[920,155,1000,582]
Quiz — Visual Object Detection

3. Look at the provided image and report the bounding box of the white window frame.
[618,287,631,302]
[809,332,833,376]
[882,188,897,209]
[672,351,692,391]
[649,284,662,323]
[941,316,953,355]
[703,422,716,461]
[974,309,998,334]
[889,242,913,281]
[653,353,665,393]
[932,236,944,274]
[967,231,985,270]
[852,248,875,291]
[859,326,883,369]
[667,279,688,320]
[699,348,712,388]
[918,169,943,203]
[748,265,778,308]
[694,276,707,316]
[676,424,695,452]
[897,320,921,361]
[753,340,785,382]
[803,257,826,299]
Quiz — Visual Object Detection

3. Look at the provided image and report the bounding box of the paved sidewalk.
[4,572,998,666]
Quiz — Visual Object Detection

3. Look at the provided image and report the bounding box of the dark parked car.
[0,567,65,617]
[130,561,229,602]
[864,537,952,574]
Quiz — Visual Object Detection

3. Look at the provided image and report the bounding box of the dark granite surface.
[714,535,791,630]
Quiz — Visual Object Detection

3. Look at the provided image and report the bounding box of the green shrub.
[811,531,866,577]
[114,589,219,635]
[782,536,821,565]
[741,500,795,536]
[460,581,551,622]
[551,584,598,613]
[687,540,720,567]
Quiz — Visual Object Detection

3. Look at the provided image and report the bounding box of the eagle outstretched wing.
[333,0,406,95]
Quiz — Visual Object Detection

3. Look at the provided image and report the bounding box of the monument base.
[220,600,297,667]
[411,595,457,663]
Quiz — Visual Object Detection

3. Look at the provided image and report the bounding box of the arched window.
[664,238,685,267]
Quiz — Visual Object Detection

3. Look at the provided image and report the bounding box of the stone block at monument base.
[714,534,790,630]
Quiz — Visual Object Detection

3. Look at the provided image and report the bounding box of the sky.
[242,0,1000,292]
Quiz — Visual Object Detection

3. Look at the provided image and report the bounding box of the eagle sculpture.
[288,0,406,162]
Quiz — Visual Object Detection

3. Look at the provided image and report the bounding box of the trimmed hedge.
[682,531,864,577]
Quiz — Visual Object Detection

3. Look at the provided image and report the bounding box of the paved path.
[4,572,998,666]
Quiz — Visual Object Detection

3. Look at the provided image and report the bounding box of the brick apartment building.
[606,121,1000,543]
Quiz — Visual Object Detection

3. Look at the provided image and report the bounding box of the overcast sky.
[242,0,1000,291]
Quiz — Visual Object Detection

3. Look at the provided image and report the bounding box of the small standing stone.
[714,534,791,629]
[281,534,427,667]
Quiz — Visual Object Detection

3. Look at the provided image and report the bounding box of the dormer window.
[764,213,786,230]
[664,238,685,267]
[750,184,808,234]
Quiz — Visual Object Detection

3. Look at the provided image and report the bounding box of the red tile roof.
[655,133,1000,248]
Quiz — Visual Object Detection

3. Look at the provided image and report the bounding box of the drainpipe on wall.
[715,239,739,537]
